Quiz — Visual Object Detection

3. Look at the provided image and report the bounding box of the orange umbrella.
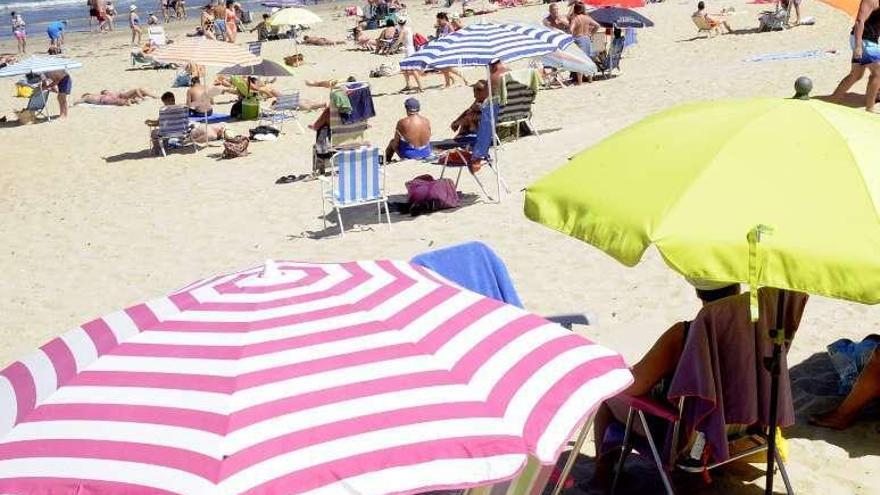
[819,0,857,17]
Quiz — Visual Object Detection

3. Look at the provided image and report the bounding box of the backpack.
[405,174,459,214]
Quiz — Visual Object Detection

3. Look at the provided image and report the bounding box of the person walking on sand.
[224,0,238,43]
[392,17,423,92]
[11,12,26,54]
[106,1,117,30]
[832,0,880,112]
[129,5,143,45]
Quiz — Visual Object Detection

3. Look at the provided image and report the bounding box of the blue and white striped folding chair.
[247,41,262,57]
[320,146,390,236]
[259,91,303,133]
[25,89,51,121]
[156,105,196,157]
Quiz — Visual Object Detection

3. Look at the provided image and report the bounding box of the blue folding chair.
[320,146,390,236]
[438,99,510,201]
[260,92,303,133]
[156,105,196,157]
[247,41,262,57]
[24,89,51,121]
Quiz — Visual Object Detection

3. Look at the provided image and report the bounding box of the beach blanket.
[189,112,231,124]
[412,241,523,308]
[744,49,833,62]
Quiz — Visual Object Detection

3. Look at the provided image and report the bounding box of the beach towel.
[667,288,808,463]
[412,241,523,308]
[498,69,540,105]
[341,84,375,124]
[189,112,231,124]
[743,49,833,62]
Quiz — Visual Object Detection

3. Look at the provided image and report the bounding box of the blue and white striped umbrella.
[400,23,573,70]
[0,56,82,78]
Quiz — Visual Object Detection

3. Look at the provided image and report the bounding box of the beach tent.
[0,259,632,495]
[524,95,880,495]
[0,56,82,78]
[401,22,573,201]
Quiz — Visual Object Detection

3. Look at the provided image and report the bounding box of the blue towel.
[341,85,376,124]
[189,113,231,124]
[411,241,523,308]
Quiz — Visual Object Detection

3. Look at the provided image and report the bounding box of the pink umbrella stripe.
[0,260,632,494]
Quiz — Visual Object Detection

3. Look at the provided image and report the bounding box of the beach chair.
[247,41,262,57]
[437,100,509,202]
[213,19,228,41]
[259,91,304,133]
[593,36,625,78]
[313,81,374,174]
[609,288,807,495]
[759,6,791,31]
[496,69,540,141]
[155,105,196,157]
[319,146,390,236]
[148,25,167,46]
[21,88,51,122]
[692,14,722,37]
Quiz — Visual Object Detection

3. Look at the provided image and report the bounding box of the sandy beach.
[1,0,879,493]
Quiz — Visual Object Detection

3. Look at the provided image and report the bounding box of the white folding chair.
[320,147,390,236]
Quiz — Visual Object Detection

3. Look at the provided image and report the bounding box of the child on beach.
[10,12,26,54]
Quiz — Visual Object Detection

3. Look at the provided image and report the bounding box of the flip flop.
[275,174,310,184]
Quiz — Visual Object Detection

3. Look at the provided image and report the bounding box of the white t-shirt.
[401,26,415,57]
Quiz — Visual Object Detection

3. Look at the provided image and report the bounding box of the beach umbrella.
[152,36,261,67]
[219,59,292,77]
[0,55,82,77]
[0,259,632,495]
[401,22,573,201]
[539,44,599,78]
[524,96,880,494]
[267,7,322,26]
[585,0,646,8]
[817,0,857,17]
[587,7,654,28]
[262,0,305,7]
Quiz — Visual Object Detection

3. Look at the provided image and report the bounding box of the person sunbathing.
[385,97,432,161]
[352,26,377,50]
[302,35,345,46]
[811,346,880,429]
[76,87,157,106]
[450,80,487,138]
[375,18,399,54]
[693,1,733,33]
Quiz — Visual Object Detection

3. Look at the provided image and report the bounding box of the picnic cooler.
[241,96,260,120]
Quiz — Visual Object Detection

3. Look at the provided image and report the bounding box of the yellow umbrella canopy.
[152,37,262,67]
[268,7,323,26]
[525,97,880,305]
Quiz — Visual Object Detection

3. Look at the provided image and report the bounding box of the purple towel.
[667,288,808,463]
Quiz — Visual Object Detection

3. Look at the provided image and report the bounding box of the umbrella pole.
[486,64,502,203]
[763,290,793,495]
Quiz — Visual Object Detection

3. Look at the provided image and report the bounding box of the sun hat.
[404,97,420,113]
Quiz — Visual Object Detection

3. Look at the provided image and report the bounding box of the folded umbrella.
[588,7,654,28]
[0,259,632,495]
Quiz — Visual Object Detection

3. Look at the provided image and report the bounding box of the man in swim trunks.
[385,97,432,162]
[46,20,66,51]
[832,0,880,112]
[43,69,71,118]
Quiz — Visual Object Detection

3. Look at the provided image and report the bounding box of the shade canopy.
[400,22,573,70]
[588,7,654,28]
[152,37,261,67]
[268,7,323,26]
[219,59,292,77]
[0,56,82,77]
[0,259,632,495]
[525,98,880,305]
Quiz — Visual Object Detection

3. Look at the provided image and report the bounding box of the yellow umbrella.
[524,95,880,495]
[268,7,323,26]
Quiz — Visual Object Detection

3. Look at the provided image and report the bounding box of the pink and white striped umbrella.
[0,260,632,495]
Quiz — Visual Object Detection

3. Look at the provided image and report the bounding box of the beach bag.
[173,72,192,88]
[405,174,459,211]
[223,135,250,159]
[14,84,33,98]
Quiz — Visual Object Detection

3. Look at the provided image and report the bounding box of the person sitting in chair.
[693,1,733,33]
[385,97,432,161]
[450,80,488,139]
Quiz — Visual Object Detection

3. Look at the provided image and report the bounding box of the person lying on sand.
[385,97,432,162]
[75,87,157,106]
[811,344,880,429]
[302,35,346,46]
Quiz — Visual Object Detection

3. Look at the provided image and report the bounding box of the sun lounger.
[319,146,390,236]
[155,105,196,157]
